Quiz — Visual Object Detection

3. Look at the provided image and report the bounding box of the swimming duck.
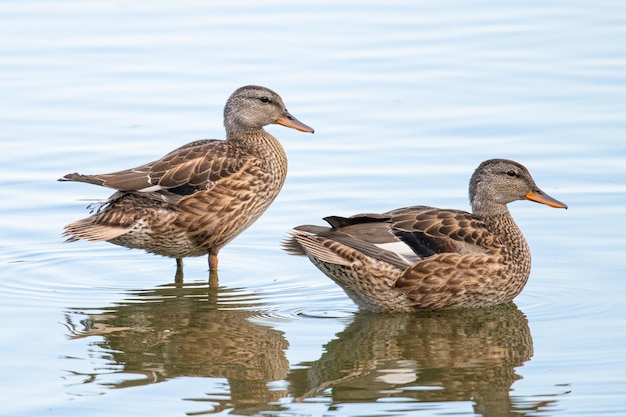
[61,85,314,280]
[284,159,566,311]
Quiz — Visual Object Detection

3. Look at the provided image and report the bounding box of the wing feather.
[390,207,493,252]
[60,139,251,197]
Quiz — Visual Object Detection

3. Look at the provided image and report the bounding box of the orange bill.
[525,189,568,209]
[275,110,314,133]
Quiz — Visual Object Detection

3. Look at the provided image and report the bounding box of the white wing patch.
[374,242,421,264]
[139,173,162,192]
[139,184,164,192]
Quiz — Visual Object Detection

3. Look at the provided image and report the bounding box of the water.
[1,0,625,416]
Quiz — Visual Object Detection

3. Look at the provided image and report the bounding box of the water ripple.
[518,267,623,323]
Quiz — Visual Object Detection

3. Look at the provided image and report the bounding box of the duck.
[283,159,567,312]
[61,85,314,281]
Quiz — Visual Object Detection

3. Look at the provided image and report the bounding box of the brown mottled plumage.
[61,85,313,279]
[284,159,567,312]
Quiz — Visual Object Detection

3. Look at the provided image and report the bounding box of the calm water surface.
[1,1,625,416]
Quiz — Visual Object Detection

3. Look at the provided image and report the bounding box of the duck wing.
[60,140,250,201]
[286,205,496,276]
[387,205,494,257]
[384,206,506,308]
[284,212,413,270]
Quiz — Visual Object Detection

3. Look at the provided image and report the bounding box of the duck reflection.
[64,283,288,414]
[288,303,554,416]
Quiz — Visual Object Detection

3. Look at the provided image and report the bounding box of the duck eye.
[507,170,517,177]
[259,96,270,103]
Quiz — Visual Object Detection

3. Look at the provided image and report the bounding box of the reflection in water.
[288,304,557,416]
[64,283,288,415]
[64,288,565,416]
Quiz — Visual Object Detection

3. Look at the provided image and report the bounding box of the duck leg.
[175,258,184,283]
[209,253,219,287]
[209,253,218,271]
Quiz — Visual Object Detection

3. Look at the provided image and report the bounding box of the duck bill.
[525,189,568,209]
[275,110,315,133]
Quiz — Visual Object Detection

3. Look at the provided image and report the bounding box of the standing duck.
[284,159,566,311]
[61,85,314,281]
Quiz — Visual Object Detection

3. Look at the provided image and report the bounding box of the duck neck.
[227,127,288,181]
[477,209,532,294]
[478,209,527,251]
[228,126,284,154]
